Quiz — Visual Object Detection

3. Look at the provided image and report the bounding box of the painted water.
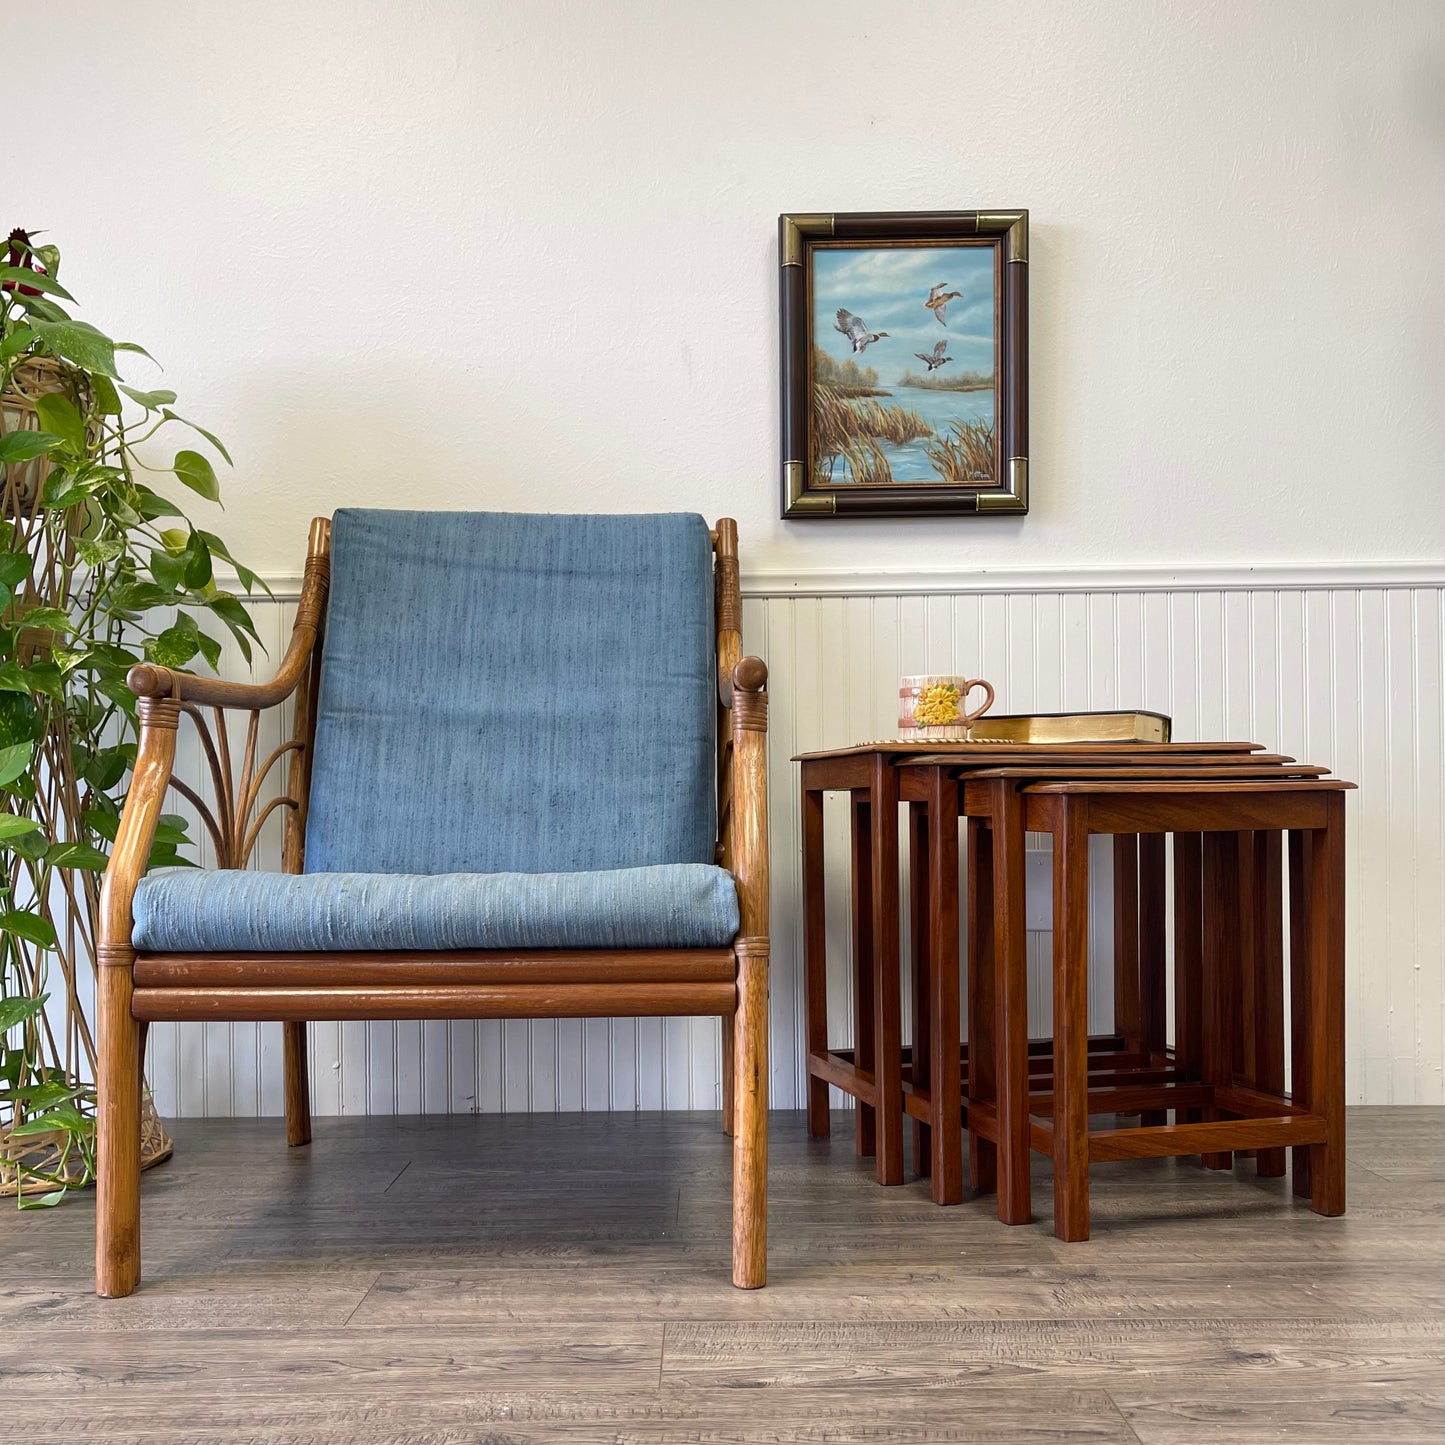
[837,382,995,484]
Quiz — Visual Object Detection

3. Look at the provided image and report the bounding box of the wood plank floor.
[4,1106,1441,1444]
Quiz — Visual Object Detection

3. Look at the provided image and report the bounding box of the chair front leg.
[725,653,769,1288]
[95,695,181,1298]
[96,956,142,1297]
[732,940,769,1288]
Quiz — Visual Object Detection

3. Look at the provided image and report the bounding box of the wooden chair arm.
[127,520,331,711]
[98,698,183,961]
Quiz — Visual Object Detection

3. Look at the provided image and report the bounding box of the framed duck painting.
[779,210,1029,518]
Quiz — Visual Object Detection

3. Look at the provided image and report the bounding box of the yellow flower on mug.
[913,682,961,727]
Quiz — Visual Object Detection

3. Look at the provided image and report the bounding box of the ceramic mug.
[898,673,996,739]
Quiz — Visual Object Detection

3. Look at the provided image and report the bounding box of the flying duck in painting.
[915,340,952,372]
[835,308,889,354]
[924,283,963,326]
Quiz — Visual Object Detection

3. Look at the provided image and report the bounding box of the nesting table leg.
[1304,793,1347,1215]
[1138,834,1169,1127]
[803,786,830,1138]
[909,801,933,1176]
[1173,833,1205,1130]
[988,780,1032,1225]
[964,815,996,1197]
[1201,831,1239,1170]
[1251,831,1287,1176]
[1288,827,1314,1197]
[926,772,963,1204]
[1050,795,1092,1242]
[1113,835,1142,1054]
[869,755,905,1186]
[850,792,877,1159]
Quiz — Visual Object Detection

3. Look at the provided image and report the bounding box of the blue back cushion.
[304,511,716,875]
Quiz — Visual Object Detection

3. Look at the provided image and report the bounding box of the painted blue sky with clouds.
[813,244,996,380]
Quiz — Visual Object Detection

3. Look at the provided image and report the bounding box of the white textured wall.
[9,0,1444,575]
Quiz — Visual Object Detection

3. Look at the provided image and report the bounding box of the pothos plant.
[0,228,264,1204]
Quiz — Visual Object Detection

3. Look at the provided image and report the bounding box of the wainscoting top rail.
[235,561,1445,603]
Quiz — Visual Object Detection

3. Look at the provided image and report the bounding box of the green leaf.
[195,630,223,671]
[106,580,176,614]
[0,693,44,748]
[84,808,120,843]
[114,340,157,363]
[0,993,46,1032]
[15,294,71,324]
[154,816,191,847]
[0,741,33,786]
[173,449,220,502]
[0,911,56,949]
[16,606,72,633]
[0,552,31,594]
[0,264,74,301]
[29,318,118,378]
[197,531,270,597]
[147,621,201,669]
[6,828,47,861]
[161,409,232,467]
[132,486,185,521]
[17,661,64,700]
[18,1189,70,1208]
[0,431,61,464]
[145,844,196,871]
[82,746,130,792]
[118,384,177,410]
[148,545,187,593]
[0,326,36,360]
[207,591,260,641]
[33,393,86,453]
[75,534,125,568]
[43,841,110,871]
[95,675,138,720]
[182,534,212,589]
[0,662,30,694]
[90,373,123,416]
[40,471,91,510]
[206,593,258,664]
[0,814,41,841]
[8,1102,91,1137]
[11,1081,84,1112]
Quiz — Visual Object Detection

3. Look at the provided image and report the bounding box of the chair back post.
[714,520,742,869]
[281,517,333,876]
[278,516,330,1146]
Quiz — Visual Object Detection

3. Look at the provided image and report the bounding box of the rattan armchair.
[96,512,769,1293]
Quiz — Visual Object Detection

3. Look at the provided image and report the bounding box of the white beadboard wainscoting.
[141,563,1445,1118]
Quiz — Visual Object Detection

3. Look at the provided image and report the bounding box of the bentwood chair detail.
[96,511,770,1294]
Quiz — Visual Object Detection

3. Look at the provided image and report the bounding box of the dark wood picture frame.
[779,211,1028,518]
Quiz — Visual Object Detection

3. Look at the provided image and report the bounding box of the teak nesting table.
[797,740,1352,1239]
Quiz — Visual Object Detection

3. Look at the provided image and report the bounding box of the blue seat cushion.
[304,510,717,877]
[132,865,739,953]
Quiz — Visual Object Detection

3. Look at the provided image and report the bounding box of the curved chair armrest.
[127,521,331,712]
[98,697,185,961]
